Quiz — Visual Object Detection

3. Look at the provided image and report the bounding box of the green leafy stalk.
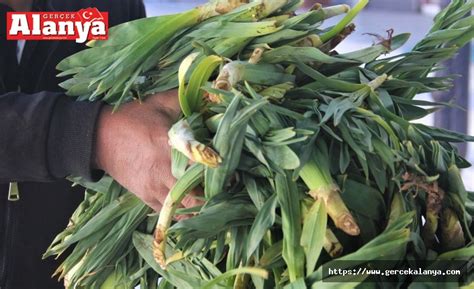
[275,172,305,282]
[153,164,204,269]
[299,143,360,236]
[301,199,327,275]
[320,0,369,43]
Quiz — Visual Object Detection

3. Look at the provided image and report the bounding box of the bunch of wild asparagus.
[44,0,474,288]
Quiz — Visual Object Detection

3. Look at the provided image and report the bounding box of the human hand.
[94,90,202,212]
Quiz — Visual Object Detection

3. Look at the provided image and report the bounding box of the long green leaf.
[301,199,327,276]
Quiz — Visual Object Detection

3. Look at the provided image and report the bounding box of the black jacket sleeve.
[126,0,147,20]
[0,0,146,183]
[0,92,103,183]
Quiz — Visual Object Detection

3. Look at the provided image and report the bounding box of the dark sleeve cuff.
[47,96,104,181]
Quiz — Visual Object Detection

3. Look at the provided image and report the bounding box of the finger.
[142,184,168,212]
[150,161,176,202]
[144,199,162,213]
[173,202,193,221]
[161,172,177,193]
[181,187,205,209]
[149,89,181,121]
[174,214,191,221]
[173,188,205,221]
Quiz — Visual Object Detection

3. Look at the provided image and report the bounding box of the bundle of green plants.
[44,0,474,288]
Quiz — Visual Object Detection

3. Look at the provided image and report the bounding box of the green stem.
[320,0,369,43]
[299,150,360,236]
[324,229,343,257]
[231,0,289,21]
[8,182,20,201]
[153,164,204,269]
[440,207,465,251]
[388,192,405,227]
[321,5,351,20]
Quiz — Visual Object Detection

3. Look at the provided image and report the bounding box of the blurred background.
[143,0,474,189]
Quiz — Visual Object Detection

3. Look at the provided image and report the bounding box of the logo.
[6,8,108,43]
